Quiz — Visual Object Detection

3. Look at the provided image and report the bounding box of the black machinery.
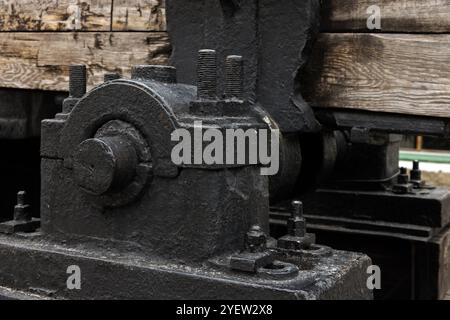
[0,0,448,300]
[0,57,371,300]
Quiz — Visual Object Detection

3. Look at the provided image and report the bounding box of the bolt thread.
[413,160,420,171]
[291,200,303,219]
[197,50,217,99]
[225,55,243,99]
[69,65,87,98]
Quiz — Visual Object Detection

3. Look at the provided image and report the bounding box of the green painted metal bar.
[400,150,450,164]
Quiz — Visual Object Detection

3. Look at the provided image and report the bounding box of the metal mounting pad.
[0,234,372,300]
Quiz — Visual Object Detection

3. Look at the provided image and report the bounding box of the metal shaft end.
[69,65,87,98]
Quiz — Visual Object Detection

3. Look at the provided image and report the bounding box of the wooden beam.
[1,0,448,33]
[322,0,450,32]
[112,0,166,31]
[0,0,112,31]
[0,32,170,92]
[302,33,450,118]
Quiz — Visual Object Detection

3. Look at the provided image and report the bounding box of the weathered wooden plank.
[112,0,166,31]
[0,0,112,31]
[322,0,450,32]
[2,0,448,33]
[0,32,170,91]
[302,33,450,118]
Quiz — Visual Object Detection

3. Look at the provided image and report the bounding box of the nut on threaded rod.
[277,200,315,250]
[197,49,217,100]
[246,225,267,253]
[225,55,243,99]
[392,167,414,194]
[411,160,422,182]
[69,65,87,98]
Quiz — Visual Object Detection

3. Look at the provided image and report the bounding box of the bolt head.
[291,200,303,218]
[246,225,266,251]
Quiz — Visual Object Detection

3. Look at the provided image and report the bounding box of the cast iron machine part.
[0,89,62,223]
[167,0,450,299]
[0,52,372,299]
[0,0,448,300]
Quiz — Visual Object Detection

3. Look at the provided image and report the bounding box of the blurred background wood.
[322,0,450,32]
[302,0,450,118]
[301,33,450,118]
[112,0,166,31]
[0,32,169,91]
[0,0,112,31]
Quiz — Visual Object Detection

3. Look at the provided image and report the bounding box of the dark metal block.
[167,0,322,133]
[315,108,450,137]
[302,224,450,300]
[300,187,450,228]
[0,234,373,300]
[0,0,392,301]
[271,186,450,299]
[0,219,40,235]
[41,119,65,159]
[414,226,450,300]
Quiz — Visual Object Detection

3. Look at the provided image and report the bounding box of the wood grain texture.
[302,33,450,118]
[322,0,450,32]
[0,0,112,31]
[0,32,170,91]
[112,0,166,31]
